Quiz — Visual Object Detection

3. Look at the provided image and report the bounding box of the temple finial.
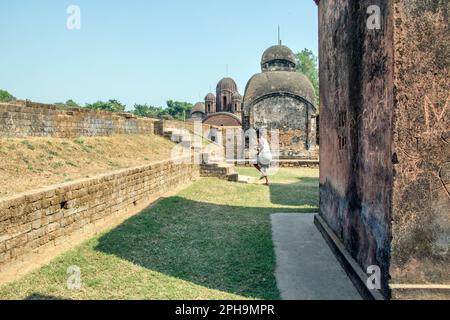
[278,25,282,45]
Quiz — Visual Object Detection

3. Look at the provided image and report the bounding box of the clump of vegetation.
[296,48,319,106]
[21,140,35,150]
[21,157,33,171]
[51,162,64,169]
[132,100,192,121]
[65,161,77,167]
[0,89,16,102]
[74,138,85,145]
[54,99,80,109]
[132,104,166,119]
[85,100,126,113]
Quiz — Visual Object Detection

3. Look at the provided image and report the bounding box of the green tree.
[0,89,16,102]
[85,100,126,113]
[65,99,80,108]
[54,99,80,108]
[295,49,319,106]
[132,104,166,118]
[166,100,193,121]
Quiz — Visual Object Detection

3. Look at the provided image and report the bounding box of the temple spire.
[278,25,282,45]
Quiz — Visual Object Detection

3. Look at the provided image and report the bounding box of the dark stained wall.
[251,96,316,157]
[318,0,449,299]
[318,0,394,297]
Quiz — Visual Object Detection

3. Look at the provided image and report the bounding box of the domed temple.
[189,43,317,158]
[189,77,243,127]
[243,44,317,158]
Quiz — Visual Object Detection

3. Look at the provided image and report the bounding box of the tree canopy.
[0,89,16,102]
[295,49,319,106]
[132,104,167,119]
[165,100,193,121]
[85,100,126,113]
[54,99,80,108]
[131,101,193,120]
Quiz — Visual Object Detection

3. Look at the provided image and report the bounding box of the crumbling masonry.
[316,0,449,299]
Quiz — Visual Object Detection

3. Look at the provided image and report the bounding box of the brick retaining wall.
[0,101,157,138]
[0,157,199,276]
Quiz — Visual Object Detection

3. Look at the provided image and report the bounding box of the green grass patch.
[20,140,35,150]
[51,162,64,169]
[0,167,319,300]
[65,161,77,167]
[73,138,85,145]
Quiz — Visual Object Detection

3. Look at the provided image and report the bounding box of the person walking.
[254,129,272,186]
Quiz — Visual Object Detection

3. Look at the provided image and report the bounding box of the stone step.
[237,175,254,184]
[201,154,224,164]
[217,163,234,169]
[227,174,254,184]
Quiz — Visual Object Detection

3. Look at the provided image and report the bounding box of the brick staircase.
[163,128,253,184]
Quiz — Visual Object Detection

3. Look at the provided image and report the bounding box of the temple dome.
[191,102,205,114]
[232,91,242,100]
[261,45,296,67]
[243,71,315,107]
[205,93,215,101]
[216,77,238,93]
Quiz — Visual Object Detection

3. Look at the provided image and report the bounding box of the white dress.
[257,137,272,169]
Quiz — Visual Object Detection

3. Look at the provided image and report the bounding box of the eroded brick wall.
[249,96,316,158]
[318,0,449,299]
[0,157,199,274]
[318,0,394,297]
[0,101,157,138]
[390,0,450,295]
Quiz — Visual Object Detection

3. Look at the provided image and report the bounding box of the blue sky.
[0,0,318,110]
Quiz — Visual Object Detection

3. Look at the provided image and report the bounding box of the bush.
[0,89,16,102]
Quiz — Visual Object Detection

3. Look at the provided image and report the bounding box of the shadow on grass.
[95,177,319,300]
[96,198,291,299]
[270,177,319,207]
[25,293,68,300]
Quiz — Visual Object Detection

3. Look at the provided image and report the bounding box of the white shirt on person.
[259,137,271,154]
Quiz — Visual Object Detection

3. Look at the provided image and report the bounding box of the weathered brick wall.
[250,96,316,158]
[0,157,199,274]
[390,0,449,296]
[318,0,395,298]
[318,0,449,299]
[0,101,157,138]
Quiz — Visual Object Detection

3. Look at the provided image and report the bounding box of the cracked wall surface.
[390,0,449,297]
[318,0,449,299]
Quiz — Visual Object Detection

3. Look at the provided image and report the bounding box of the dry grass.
[0,134,176,199]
